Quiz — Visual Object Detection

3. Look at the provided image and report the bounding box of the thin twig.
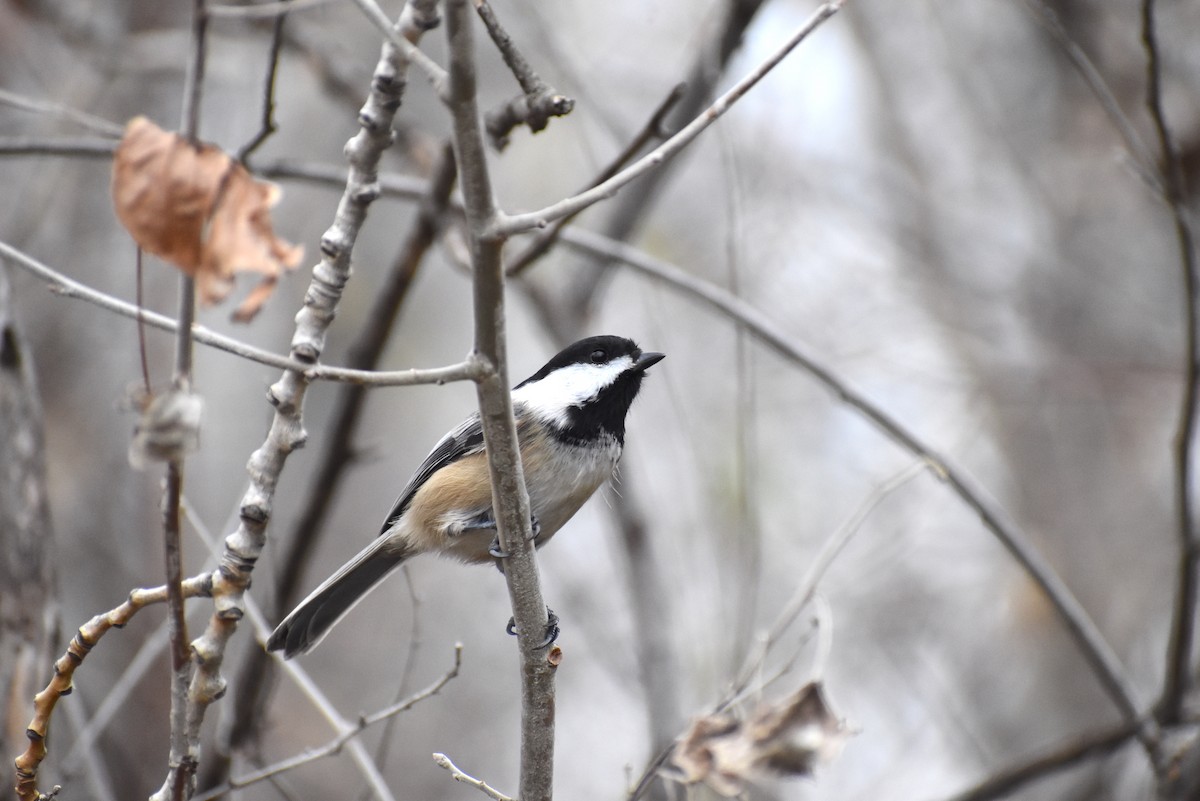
[209,0,335,18]
[725,462,930,708]
[472,0,543,97]
[472,0,574,149]
[505,82,685,277]
[0,137,120,157]
[135,248,152,394]
[179,500,396,801]
[1142,0,1200,727]
[13,576,215,801]
[492,0,845,237]
[155,0,209,797]
[565,0,770,323]
[1020,0,1161,193]
[433,753,516,801]
[237,7,289,163]
[0,88,124,136]
[626,744,675,801]
[260,157,430,196]
[942,722,1140,801]
[720,127,761,674]
[364,567,425,788]
[0,239,484,386]
[160,459,194,801]
[179,0,210,146]
[63,513,223,774]
[347,0,448,92]
[192,644,463,801]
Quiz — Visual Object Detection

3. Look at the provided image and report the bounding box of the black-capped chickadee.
[267,335,664,658]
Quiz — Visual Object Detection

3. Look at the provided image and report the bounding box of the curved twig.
[491,1,845,237]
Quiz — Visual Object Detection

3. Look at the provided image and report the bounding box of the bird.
[267,335,664,658]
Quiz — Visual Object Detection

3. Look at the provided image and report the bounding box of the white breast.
[525,434,622,544]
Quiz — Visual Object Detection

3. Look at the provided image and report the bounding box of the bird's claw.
[488,535,509,559]
[506,607,560,649]
[488,514,541,559]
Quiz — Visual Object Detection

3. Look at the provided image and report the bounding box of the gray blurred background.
[2,0,1198,799]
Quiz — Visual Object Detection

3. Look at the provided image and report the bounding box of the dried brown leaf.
[111,116,303,321]
[669,682,849,797]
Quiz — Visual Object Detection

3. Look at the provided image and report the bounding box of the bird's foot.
[487,514,541,559]
[506,607,560,649]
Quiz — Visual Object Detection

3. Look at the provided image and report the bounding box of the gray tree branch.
[443,2,557,799]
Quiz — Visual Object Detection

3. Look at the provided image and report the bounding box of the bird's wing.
[379,413,486,534]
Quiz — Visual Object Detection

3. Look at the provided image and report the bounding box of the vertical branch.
[1145,0,1200,726]
[161,459,194,801]
[444,2,556,800]
[204,142,456,793]
[153,2,443,798]
[179,0,209,147]
[237,9,288,164]
[158,1,207,797]
[0,266,57,764]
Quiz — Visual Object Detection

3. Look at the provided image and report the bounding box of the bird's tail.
[266,537,410,659]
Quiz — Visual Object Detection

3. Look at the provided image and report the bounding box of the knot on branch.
[485,91,575,151]
[408,0,442,31]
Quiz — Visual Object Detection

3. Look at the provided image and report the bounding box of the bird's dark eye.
[590,349,607,364]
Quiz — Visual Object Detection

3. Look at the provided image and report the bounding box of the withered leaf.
[111,116,303,321]
[669,682,849,797]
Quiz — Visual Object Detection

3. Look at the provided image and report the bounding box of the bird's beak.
[634,351,665,371]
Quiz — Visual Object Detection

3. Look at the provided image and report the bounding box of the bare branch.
[192,645,463,801]
[504,82,684,277]
[152,0,210,796]
[180,502,395,801]
[208,0,337,19]
[942,722,1140,801]
[0,239,483,387]
[1142,0,1200,727]
[443,1,557,799]
[14,576,214,801]
[347,0,448,92]
[178,0,209,146]
[0,137,119,157]
[1020,0,1161,192]
[260,157,430,197]
[472,0,574,150]
[237,8,288,163]
[0,88,123,136]
[492,0,845,237]
[433,753,516,801]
